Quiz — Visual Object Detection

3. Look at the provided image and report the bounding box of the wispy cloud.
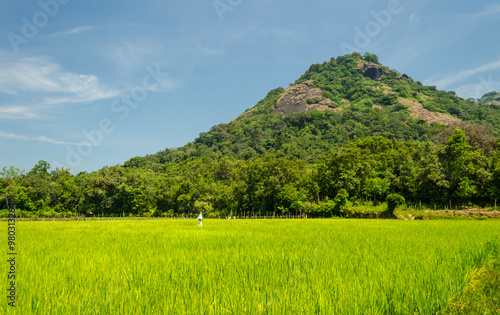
[424,58,500,89]
[0,106,38,120]
[0,53,120,118]
[109,40,157,74]
[0,131,89,146]
[47,26,94,38]
[454,75,500,100]
[0,55,118,98]
[461,3,500,19]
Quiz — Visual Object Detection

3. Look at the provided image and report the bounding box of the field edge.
[439,239,500,314]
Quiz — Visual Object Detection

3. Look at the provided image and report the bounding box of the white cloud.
[47,26,94,38]
[0,106,38,119]
[0,131,89,146]
[462,4,500,19]
[0,54,120,118]
[110,41,153,73]
[454,75,500,100]
[425,59,500,89]
[0,55,118,98]
[407,14,421,33]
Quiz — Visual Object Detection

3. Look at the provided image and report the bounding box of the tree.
[432,122,496,156]
[0,166,24,179]
[440,128,490,202]
[193,200,214,217]
[333,189,350,216]
[363,52,379,64]
[364,176,390,201]
[277,184,301,214]
[30,160,50,175]
[386,193,405,214]
[489,151,500,201]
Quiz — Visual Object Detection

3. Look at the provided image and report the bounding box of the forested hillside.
[2,53,500,217]
[479,91,500,106]
[127,52,500,167]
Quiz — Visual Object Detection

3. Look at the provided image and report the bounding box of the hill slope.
[479,91,500,106]
[131,52,500,168]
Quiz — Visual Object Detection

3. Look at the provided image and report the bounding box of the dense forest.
[2,53,500,217]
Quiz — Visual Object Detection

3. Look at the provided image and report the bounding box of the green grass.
[440,242,500,314]
[3,219,500,314]
[349,201,388,213]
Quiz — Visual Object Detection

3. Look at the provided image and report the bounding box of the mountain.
[479,91,500,106]
[126,52,500,169]
[3,53,500,218]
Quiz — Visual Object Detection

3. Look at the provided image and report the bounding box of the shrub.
[386,193,405,214]
[333,189,350,216]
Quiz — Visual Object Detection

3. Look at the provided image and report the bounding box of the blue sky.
[1,0,499,174]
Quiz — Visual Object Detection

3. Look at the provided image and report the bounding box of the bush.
[386,193,405,214]
[362,52,379,64]
[333,189,350,217]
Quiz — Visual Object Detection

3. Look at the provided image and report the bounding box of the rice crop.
[3,219,499,314]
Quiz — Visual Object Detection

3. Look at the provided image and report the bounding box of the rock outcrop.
[398,98,460,125]
[356,62,383,80]
[275,80,337,114]
[398,74,409,82]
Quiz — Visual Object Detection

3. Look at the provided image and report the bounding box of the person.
[197,212,203,226]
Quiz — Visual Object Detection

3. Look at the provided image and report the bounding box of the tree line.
[1,128,499,218]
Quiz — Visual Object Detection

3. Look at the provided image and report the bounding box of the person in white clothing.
[197,212,203,226]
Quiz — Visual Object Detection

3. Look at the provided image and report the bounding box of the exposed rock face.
[275,80,337,114]
[356,62,383,80]
[398,98,460,125]
[398,73,409,82]
[230,107,259,123]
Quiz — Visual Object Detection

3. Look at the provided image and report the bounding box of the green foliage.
[1,129,497,218]
[333,189,351,217]
[439,128,490,202]
[362,52,378,63]
[386,193,405,214]
[1,53,500,217]
[478,91,500,105]
[442,240,500,314]
[29,160,50,175]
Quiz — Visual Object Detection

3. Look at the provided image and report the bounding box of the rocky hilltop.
[139,52,500,165]
[275,80,337,114]
[356,60,384,80]
[266,58,462,127]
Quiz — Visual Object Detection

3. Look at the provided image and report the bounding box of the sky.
[1,0,499,174]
